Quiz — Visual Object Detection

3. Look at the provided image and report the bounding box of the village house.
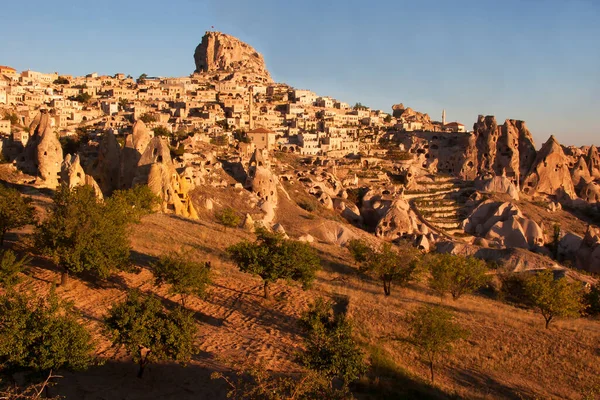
[247,127,277,151]
[0,119,11,135]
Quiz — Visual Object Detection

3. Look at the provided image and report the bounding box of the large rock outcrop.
[245,149,278,206]
[472,116,536,187]
[575,226,600,274]
[18,111,63,188]
[463,200,545,250]
[193,31,272,81]
[92,129,121,195]
[119,120,152,189]
[61,154,103,199]
[133,137,198,219]
[522,135,576,199]
[586,145,600,179]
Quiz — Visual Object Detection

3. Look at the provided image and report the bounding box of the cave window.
[157,156,163,162]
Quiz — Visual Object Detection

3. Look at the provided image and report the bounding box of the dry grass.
[2,181,600,399]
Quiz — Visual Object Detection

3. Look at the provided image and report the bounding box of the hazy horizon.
[1,0,598,147]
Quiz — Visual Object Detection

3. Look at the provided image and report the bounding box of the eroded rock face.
[571,157,592,189]
[119,120,152,189]
[18,111,63,188]
[92,129,121,195]
[375,199,420,240]
[61,154,103,199]
[475,176,520,200]
[472,116,536,187]
[586,145,600,179]
[133,137,198,219]
[576,226,600,274]
[522,136,576,199]
[463,200,544,250]
[246,149,278,206]
[580,182,600,204]
[193,31,272,81]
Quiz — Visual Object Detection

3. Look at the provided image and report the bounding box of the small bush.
[299,297,367,388]
[426,253,490,300]
[408,305,467,383]
[298,200,317,212]
[585,284,600,316]
[215,207,241,229]
[0,250,30,288]
[524,270,585,329]
[105,290,197,378]
[152,252,211,306]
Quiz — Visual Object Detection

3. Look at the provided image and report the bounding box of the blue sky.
[1,0,598,146]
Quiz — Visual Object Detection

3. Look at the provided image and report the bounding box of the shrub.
[524,270,585,329]
[153,126,170,137]
[105,290,197,378]
[408,305,467,383]
[298,200,317,212]
[110,185,160,223]
[0,290,94,373]
[215,207,241,229]
[349,240,420,296]
[0,250,30,288]
[427,253,490,300]
[35,185,132,285]
[227,229,321,299]
[152,252,211,306]
[0,185,36,246]
[585,284,600,316]
[139,113,156,124]
[299,297,367,388]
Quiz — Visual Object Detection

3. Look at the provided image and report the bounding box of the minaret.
[248,86,254,130]
[442,109,446,126]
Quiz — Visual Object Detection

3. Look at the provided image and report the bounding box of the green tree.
[408,305,467,383]
[524,270,584,329]
[53,76,70,85]
[152,252,211,306]
[139,113,156,124]
[105,290,197,378]
[551,224,562,259]
[109,185,160,223]
[227,229,321,299]
[74,93,92,104]
[4,113,20,125]
[215,207,240,230]
[212,360,340,400]
[346,239,370,265]
[35,185,132,286]
[350,240,420,296]
[0,185,36,246]
[0,250,30,288]
[118,98,129,110]
[427,253,490,300]
[585,284,600,316]
[0,290,94,373]
[137,73,148,84]
[153,126,170,138]
[298,297,367,389]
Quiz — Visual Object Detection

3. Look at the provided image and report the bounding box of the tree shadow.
[52,359,229,400]
[129,249,160,269]
[220,159,247,184]
[201,284,303,337]
[158,295,225,328]
[0,179,56,198]
[353,360,454,400]
[450,368,535,400]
